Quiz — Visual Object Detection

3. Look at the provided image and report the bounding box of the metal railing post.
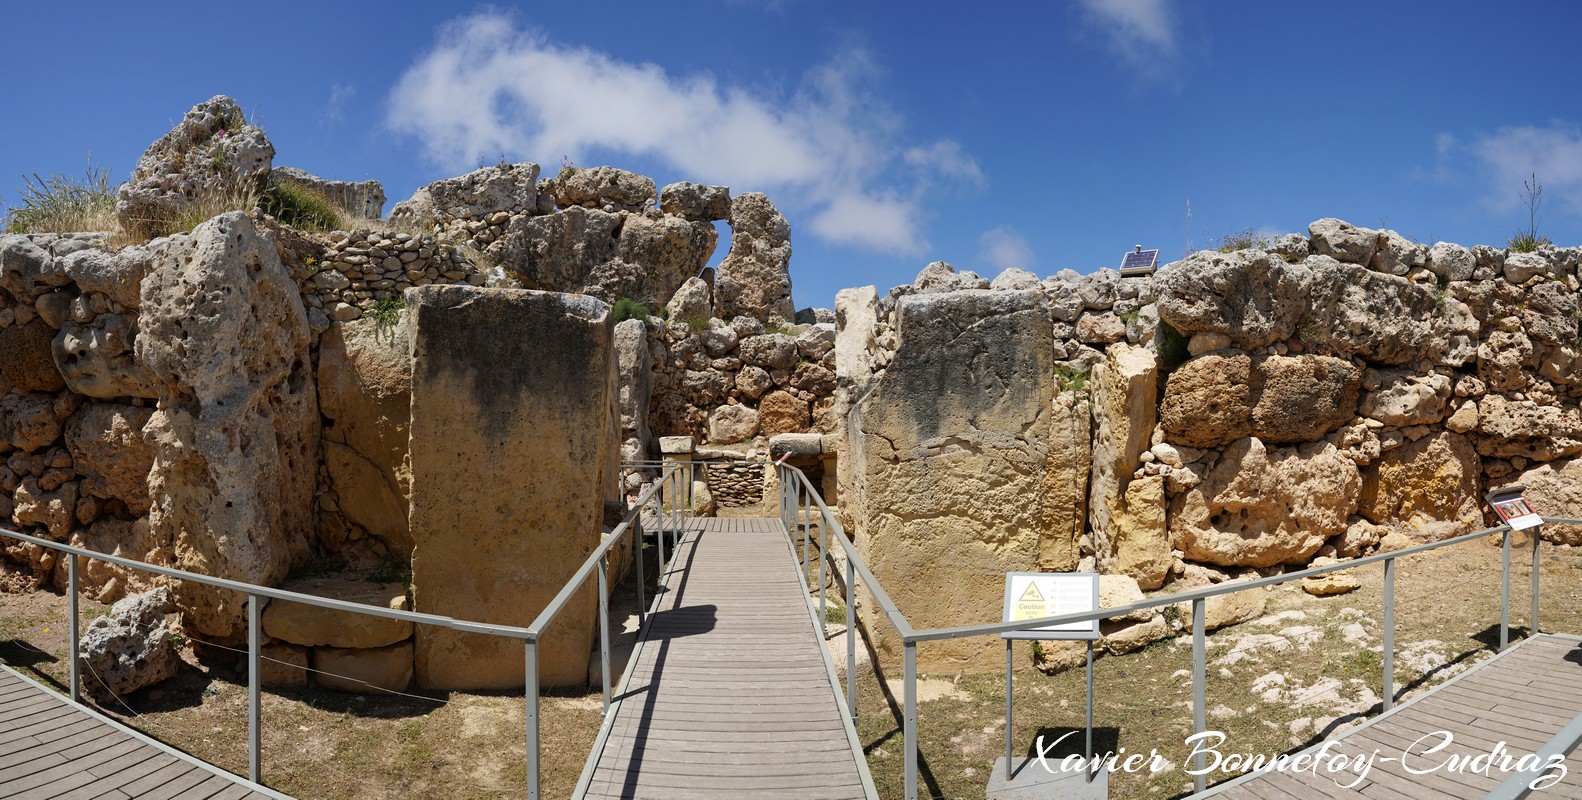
[1192,597,1206,794]
[800,483,810,588]
[656,480,668,579]
[846,554,857,723]
[248,592,262,785]
[67,556,80,704]
[1382,557,1395,712]
[1532,524,1542,636]
[633,514,647,627]
[598,553,611,713]
[904,639,919,800]
[819,505,828,628]
[527,640,540,800]
[1501,529,1511,651]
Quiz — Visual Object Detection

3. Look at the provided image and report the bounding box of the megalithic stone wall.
[406,286,614,690]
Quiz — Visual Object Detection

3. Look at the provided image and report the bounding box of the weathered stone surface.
[1101,614,1170,655]
[1370,230,1426,276]
[263,578,413,648]
[407,286,611,689]
[1170,437,1360,567]
[390,163,540,228]
[851,289,1053,670]
[269,166,385,219]
[660,181,731,221]
[57,246,151,310]
[552,166,657,211]
[699,325,738,357]
[1308,218,1378,265]
[1301,259,1479,366]
[759,390,810,438]
[1076,312,1127,344]
[260,642,309,688]
[665,277,712,322]
[615,318,652,465]
[66,403,155,515]
[78,588,179,702]
[796,324,836,361]
[990,267,1040,291]
[1360,431,1481,541]
[707,403,759,444]
[1113,474,1170,589]
[1428,242,1476,282]
[14,477,77,539]
[1359,369,1452,427]
[1206,584,1266,630]
[314,641,414,694]
[1511,459,1582,545]
[739,333,798,370]
[0,318,64,392]
[1303,561,1361,596]
[136,213,317,642]
[117,96,274,238]
[735,366,772,399]
[715,193,794,324]
[2,392,60,453]
[1090,343,1158,573]
[1161,352,1358,448]
[616,213,717,306]
[1155,249,1310,349]
[1476,395,1582,461]
[913,261,989,294]
[65,518,168,603]
[53,314,162,399]
[318,315,412,556]
[1041,389,1090,572]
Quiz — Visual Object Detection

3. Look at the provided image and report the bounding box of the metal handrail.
[0,462,684,799]
[772,459,1559,800]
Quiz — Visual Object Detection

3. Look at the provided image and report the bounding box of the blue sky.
[5,1,1582,309]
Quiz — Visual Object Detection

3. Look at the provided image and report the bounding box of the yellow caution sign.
[1013,581,1048,622]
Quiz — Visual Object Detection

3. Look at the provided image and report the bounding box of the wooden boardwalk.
[0,665,281,800]
[1207,632,1582,799]
[579,516,874,800]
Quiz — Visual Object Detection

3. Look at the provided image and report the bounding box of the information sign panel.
[1001,572,1100,641]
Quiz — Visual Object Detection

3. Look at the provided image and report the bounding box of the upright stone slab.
[407,286,613,689]
[851,289,1054,670]
[1088,343,1159,582]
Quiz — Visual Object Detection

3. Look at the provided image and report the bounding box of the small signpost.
[1119,245,1159,277]
[1486,484,1543,651]
[990,573,1106,799]
[1488,484,1543,531]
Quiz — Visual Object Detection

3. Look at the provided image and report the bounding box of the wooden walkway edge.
[1202,632,1582,799]
[575,516,877,799]
[0,664,287,800]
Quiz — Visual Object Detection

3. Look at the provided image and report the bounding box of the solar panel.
[1120,248,1159,276]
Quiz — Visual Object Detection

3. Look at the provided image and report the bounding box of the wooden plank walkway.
[0,665,282,800]
[580,516,874,800]
[1206,632,1582,799]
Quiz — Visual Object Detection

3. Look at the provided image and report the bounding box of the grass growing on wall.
[2,161,118,234]
[614,298,653,324]
[261,180,345,232]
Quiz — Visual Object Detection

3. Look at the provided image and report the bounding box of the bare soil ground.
[843,532,1582,799]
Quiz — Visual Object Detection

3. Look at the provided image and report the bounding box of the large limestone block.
[1511,458,1582,545]
[1089,343,1158,572]
[1359,369,1453,427]
[318,314,412,556]
[2,392,61,453]
[552,166,657,211]
[1155,250,1310,349]
[1477,395,1582,461]
[1113,474,1170,589]
[389,163,540,228]
[407,286,612,690]
[66,403,155,515]
[1300,259,1479,366]
[262,578,413,648]
[135,212,318,642]
[117,96,274,239]
[833,286,879,531]
[715,193,794,324]
[314,641,414,694]
[1307,218,1378,265]
[852,290,1053,670]
[77,588,179,702]
[53,314,162,399]
[614,318,652,445]
[65,518,170,603]
[269,166,385,219]
[615,213,716,306]
[1170,437,1359,567]
[1360,431,1481,541]
[759,390,810,438]
[1160,352,1359,448]
[1041,389,1091,572]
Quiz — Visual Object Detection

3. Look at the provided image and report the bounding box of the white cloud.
[1078,0,1177,78]
[387,11,983,255]
[978,226,1035,270]
[324,82,356,127]
[1467,123,1582,216]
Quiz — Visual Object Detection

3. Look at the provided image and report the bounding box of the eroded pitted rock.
[63,518,170,603]
[1511,459,1582,545]
[1170,437,1360,567]
[0,318,65,392]
[660,182,731,221]
[78,587,180,702]
[715,193,794,324]
[1476,395,1582,461]
[136,212,317,642]
[66,403,155,515]
[1300,259,1479,366]
[551,166,657,211]
[54,314,162,399]
[117,96,274,239]
[388,163,541,229]
[1160,352,1359,448]
[489,206,714,306]
[1155,250,1310,349]
[1360,431,1481,541]
[1308,218,1379,265]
